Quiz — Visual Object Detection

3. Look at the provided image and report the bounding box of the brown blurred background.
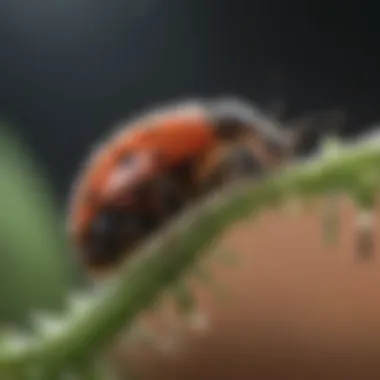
[109,196,380,379]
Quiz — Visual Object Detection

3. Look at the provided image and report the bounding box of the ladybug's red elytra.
[67,97,314,273]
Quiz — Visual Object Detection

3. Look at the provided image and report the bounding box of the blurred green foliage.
[0,124,76,325]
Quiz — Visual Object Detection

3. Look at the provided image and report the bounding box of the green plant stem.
[1,135,380,372]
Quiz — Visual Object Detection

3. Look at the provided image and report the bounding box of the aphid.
[67,97,328,273]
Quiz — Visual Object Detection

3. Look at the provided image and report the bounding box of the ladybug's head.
[206,97,297,168]
[207,97,346,163]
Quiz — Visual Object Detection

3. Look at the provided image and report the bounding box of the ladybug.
[67,97,340,274]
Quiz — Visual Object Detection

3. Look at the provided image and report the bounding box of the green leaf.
[0,124,71,324]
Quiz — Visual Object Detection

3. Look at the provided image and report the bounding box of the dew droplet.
[187,310,210,332]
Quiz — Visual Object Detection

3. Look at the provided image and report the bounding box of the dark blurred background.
[0,0,379,201]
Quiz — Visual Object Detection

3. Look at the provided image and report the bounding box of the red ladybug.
[67,98,308,273]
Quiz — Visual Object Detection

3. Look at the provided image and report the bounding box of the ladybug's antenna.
[285,108,347,156]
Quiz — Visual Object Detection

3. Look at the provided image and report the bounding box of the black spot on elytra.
[84,206,152,266]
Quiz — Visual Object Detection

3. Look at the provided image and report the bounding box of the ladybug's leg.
[213,145,266,187]
[148,173,189,224]
[220,145,264,180]
[191,143,231,192]
[193,143,266,193]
